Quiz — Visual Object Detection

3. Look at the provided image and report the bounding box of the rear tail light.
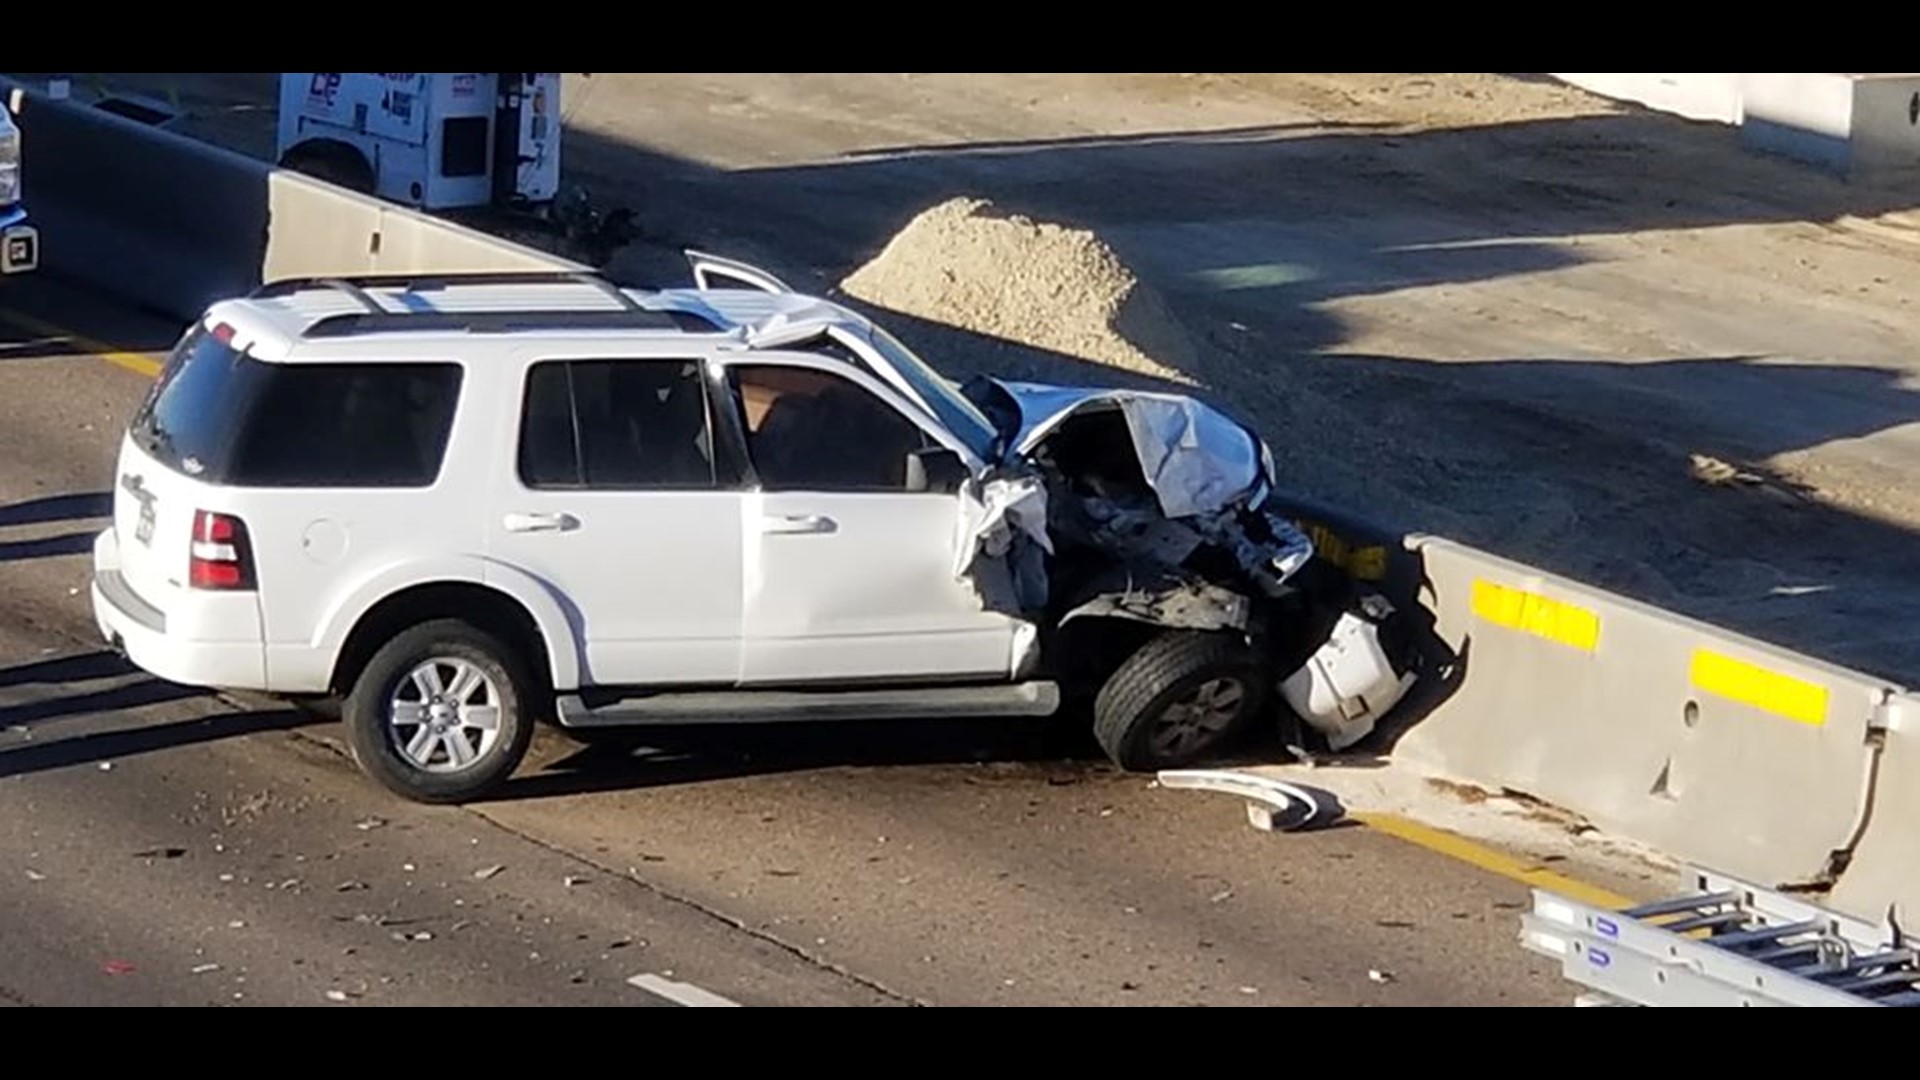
[189,510,256,590]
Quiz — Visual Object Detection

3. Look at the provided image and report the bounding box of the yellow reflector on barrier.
[1689,650,1829,727]
[1296,521,1387,582]
[1470,580,1600,652]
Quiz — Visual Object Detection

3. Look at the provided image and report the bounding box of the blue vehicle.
[1,97,38,275]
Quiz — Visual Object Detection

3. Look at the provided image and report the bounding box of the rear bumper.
[91,529,266,689]
[1,206,36,275]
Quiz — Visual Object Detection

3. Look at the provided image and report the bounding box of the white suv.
[92,253,1417,803]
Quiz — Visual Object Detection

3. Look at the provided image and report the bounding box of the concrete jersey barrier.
[2,80,273,318]
[1396,536,1894,889]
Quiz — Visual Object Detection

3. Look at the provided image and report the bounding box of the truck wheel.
[342,619,534,805]
[1093,631,1268,772]
[280,142,375,195]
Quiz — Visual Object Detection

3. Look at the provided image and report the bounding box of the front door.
[487,355,745,687]
[722,359,1023,685]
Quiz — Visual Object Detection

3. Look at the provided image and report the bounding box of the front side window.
[518,358,721,490]
[728,364,933,492]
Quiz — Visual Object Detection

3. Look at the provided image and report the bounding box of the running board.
[554,681,1061,728]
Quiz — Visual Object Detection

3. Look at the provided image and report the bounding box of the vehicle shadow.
[0,708,312,779]
[484,715,1117,802]
[0,650,208,729]
[0,492,112,562]
[0,649,322,779]
[486,695,1400,803]
[0,532,97,562]
[0,492,112,527]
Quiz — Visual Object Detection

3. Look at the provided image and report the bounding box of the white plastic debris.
[1155,769,1341,832]
[1281,610,1416,752]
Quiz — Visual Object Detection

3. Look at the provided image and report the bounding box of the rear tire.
[342,619,534,805]
[1093,630,1268,772]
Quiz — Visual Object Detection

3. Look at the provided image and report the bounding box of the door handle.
[760,513,837,535]
[503,511,579,534]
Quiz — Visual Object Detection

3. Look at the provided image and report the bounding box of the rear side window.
[518,358,725,489]
[128,324,463,487]
[228,363,463,487]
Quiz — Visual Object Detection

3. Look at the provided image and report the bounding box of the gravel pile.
[840,197,1199,386]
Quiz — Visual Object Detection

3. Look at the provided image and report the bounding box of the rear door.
[485,351,747,686]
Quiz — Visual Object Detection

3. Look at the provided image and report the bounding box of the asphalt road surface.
[0,272,1575,1007]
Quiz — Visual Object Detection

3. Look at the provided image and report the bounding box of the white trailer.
[275,73,631,264]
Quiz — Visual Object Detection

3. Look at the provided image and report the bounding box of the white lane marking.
[627,973,742,1007]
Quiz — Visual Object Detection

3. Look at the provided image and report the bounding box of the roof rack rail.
[252,270,642,311]
[302,308,723,339]
[249,277,387,314]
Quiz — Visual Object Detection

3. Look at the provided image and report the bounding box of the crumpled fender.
[970,376,1272,518]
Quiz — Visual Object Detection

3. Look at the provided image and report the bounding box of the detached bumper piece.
[2,221,37,274]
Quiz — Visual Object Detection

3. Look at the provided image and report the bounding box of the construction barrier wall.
[1397,537,1894,889]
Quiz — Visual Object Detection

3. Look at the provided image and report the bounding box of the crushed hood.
[969,378,1273,519]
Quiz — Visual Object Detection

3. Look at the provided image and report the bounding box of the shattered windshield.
[860,324,1002,462]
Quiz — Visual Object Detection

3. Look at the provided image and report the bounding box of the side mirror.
[905,446,969,494]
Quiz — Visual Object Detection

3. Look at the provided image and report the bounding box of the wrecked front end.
[959,377,1417,753]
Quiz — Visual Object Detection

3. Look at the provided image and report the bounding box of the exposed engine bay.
[958,378,1419,753]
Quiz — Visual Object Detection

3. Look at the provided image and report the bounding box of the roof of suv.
[206,272,878,363]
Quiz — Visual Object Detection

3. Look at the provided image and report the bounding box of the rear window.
[130,324,463,488]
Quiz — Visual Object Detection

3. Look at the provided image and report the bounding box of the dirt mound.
[840,197,1199,384]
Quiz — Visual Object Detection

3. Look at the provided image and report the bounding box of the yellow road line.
[0,308,163,377]
[1355,811,1634,910]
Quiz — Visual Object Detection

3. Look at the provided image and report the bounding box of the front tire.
[1093,631,1268,771]
[342,620,534,804]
